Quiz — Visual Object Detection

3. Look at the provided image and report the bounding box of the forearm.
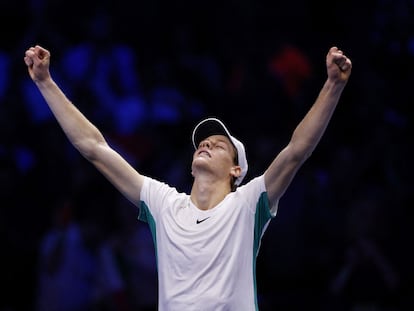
[36,78,106,159]
[290,79,346,157]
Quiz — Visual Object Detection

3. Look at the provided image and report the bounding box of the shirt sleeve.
[238,174,279,217]
[139,176,182,222]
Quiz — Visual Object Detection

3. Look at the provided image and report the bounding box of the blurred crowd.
[0,0,413,310]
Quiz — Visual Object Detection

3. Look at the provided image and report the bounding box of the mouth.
[197,150,211,158]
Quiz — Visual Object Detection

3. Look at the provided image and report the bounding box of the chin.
[192,158,209,173]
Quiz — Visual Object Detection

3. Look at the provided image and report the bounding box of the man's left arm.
[264,46,352,206]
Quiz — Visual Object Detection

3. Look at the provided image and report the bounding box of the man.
[24,44,352,310]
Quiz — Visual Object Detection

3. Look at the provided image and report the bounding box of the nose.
[200,140,211,149]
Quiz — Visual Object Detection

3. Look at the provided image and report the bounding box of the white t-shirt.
[139,174,277,311]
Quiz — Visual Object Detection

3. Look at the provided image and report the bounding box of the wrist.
[35,76,54,89]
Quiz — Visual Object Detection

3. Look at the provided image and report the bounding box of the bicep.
[264,143,308,205]
[91,143,145,206]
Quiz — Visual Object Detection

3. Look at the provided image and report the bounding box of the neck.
[190,176,231,210]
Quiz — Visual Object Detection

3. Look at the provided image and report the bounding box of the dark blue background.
[0,0,412,310]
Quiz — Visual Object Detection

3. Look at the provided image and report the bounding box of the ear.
[230,165,241,179]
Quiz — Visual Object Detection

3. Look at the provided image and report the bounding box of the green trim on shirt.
[139,202,158,265]
[253,192,273,310]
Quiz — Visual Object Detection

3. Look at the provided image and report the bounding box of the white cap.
[192,117,248,186]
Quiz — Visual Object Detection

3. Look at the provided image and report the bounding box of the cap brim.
[192,118,232,148]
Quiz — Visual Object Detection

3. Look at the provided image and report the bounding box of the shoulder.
[141,176,180,195]
[236,175,266,196]
[140,176,188,207]
[237,175,278,216]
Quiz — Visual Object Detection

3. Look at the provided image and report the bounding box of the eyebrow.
[212,138,235,154]
[205,137,231,147]
[215,138,229,145]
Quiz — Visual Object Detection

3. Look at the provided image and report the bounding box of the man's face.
[192,135,238,181]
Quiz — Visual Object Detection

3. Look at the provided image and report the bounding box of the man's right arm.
[24,45,144,206]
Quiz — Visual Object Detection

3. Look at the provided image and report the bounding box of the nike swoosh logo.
[196,217,210,224]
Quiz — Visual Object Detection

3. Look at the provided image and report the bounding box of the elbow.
[289,142,314,164]
[73,137,106,162]
[303,149,313,161]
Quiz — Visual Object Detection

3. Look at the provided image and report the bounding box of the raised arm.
[264,46,352,205]
[24,45,144,206]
